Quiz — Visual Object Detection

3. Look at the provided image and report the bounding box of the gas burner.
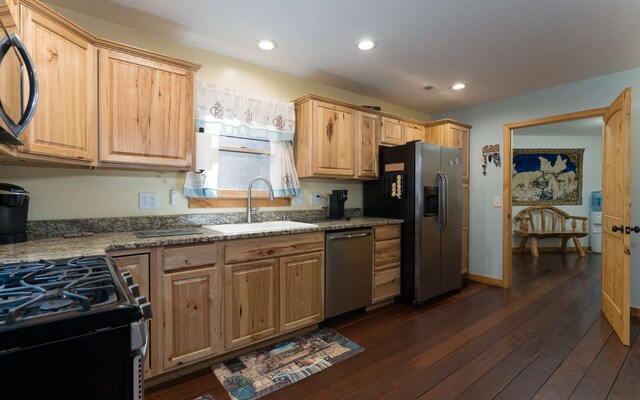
[39,298,74,311]
[0,257,119,326]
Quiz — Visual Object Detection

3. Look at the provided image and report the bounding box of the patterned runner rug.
[212,328,363,400]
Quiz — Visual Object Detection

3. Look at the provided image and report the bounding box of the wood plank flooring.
[146,252,640,400]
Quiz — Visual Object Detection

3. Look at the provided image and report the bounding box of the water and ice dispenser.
[590,191,602,254]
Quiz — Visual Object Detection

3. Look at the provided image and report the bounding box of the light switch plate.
[493,196,502,207]
[139,192,159,210]
[310,192,321,205]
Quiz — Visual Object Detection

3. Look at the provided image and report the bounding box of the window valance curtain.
[184,82,301,199]
[195,81,295,141]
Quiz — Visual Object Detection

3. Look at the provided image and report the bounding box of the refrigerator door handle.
[437,172,445,231]
[442,172,449,230]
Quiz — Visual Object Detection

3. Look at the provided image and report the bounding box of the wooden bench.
[514,206,588,257]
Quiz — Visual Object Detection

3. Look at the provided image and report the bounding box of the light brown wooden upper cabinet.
[279,252,324,333]
[294,94,429,179]
[356,110,379,178]
[98,49,195,169]
[380,116,404,146]
[425,119,471,182]
[19,3,96,162]
[224,259,278,350]
[403,121,425,143]
[294,97,356,178]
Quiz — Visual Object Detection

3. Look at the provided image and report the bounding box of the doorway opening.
[502,108,607,288]
[511,117,603,259]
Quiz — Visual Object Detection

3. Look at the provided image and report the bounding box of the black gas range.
[0,256,151,400]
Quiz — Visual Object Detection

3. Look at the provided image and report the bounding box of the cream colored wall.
[0,5,429,221]
[0,167,364,220]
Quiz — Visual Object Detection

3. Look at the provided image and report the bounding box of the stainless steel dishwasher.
[325,228,373,318]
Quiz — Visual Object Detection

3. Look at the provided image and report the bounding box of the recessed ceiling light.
[357,40,376,51]
[452,83,466,90]
[257,39,277,51]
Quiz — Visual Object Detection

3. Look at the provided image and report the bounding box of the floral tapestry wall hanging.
[512,148,584,206]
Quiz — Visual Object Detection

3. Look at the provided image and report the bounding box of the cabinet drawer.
[373,267,400,303]
[375,239,400,268]
[163,243,217,271]
[374,224,400,241]
[224,232,324,264]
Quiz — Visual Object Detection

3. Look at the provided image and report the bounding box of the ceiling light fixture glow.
[357,40,376,51]
[452,83,466,90]
[257,39,277,51]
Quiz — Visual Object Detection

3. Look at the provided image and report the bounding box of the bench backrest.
[514,206,588,233]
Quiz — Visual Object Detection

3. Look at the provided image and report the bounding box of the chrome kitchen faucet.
[247,177,274,223]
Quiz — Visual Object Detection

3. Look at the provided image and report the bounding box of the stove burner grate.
[0,257,119,326]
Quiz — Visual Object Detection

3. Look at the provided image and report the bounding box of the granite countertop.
[0,217,403,263]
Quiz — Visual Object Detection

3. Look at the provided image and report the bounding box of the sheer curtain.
[269,141,301,197]
[184,81,300,198]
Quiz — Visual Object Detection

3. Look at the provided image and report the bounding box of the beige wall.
[0,5,429,221]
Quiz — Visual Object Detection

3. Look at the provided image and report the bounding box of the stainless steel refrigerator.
[364,141,462,305]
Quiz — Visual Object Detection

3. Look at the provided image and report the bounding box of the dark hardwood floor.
[146,252,640,400]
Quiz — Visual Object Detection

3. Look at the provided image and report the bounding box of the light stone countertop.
[0,217,403,263]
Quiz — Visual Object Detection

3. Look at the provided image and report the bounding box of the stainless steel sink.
[202,221,318,234]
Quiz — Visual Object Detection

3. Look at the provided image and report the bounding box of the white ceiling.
[516,117,602,137]
[46,0,640,114]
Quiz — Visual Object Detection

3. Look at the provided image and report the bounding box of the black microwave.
[0,3,38,146]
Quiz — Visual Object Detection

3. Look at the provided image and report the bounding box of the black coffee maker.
[0,183,29,244]
[327,189,349,220]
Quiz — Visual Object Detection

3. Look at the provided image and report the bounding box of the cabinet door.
[225,259,278,350]
[20,5,95,161]
[462,185,470,228]
[163,266,221,370]
[380,117,404,145]
[312,101,355,176]
[279,252,324,332]
[403,122,425,143]
[98,50,194,168]
[456,126,470,182]
[112,254,152,376]
[356,111,379,178]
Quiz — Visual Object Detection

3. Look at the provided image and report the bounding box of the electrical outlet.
[493,196,502,207]
[139,192,159,210]
[310,192,321,205]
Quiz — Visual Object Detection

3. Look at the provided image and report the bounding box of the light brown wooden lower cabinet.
[279,252,324,332]
[373,225,402,303]
[162,266,222,370]
[224,259,279,350]
[122,229,399,381]
[373,267,401,303]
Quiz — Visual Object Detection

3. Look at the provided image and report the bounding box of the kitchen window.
[184,82,300,207]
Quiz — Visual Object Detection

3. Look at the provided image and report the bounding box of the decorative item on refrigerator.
[382,172,407,200]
